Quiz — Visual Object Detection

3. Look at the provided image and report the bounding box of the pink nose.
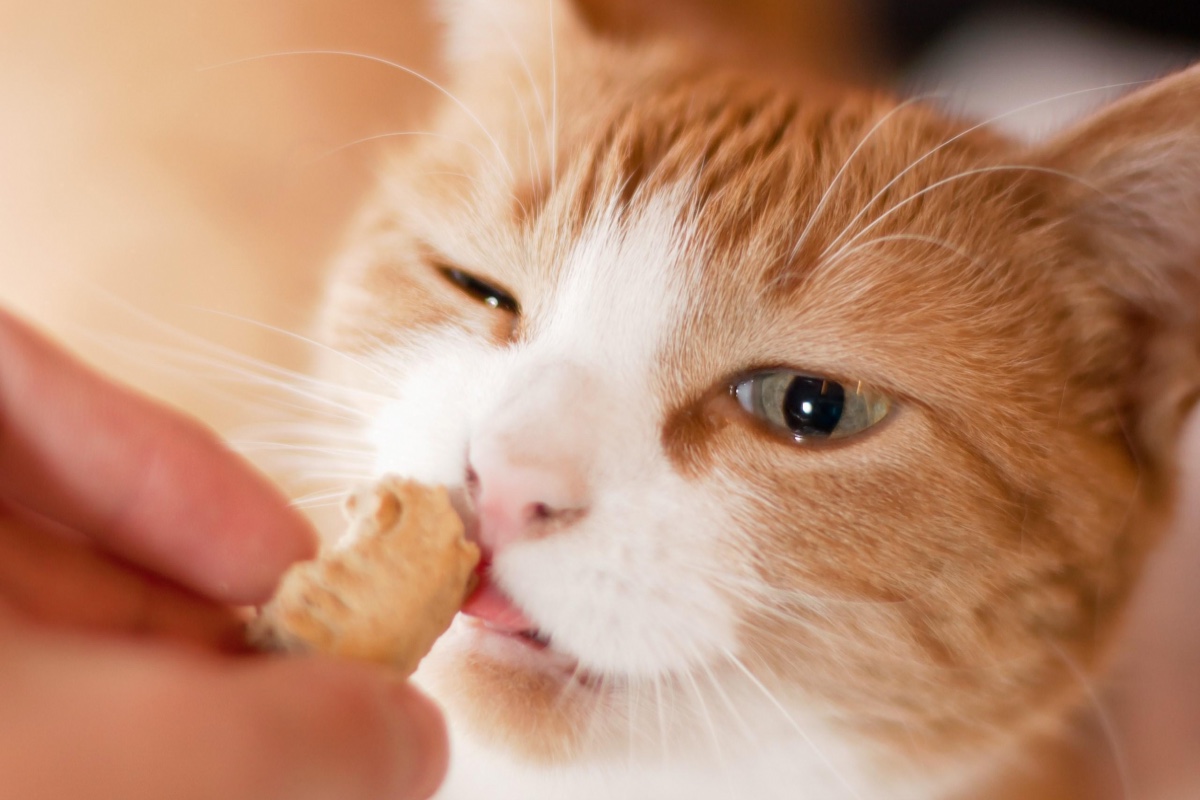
[467,458,588,554]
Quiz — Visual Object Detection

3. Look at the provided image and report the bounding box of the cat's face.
[319,1,1200,792]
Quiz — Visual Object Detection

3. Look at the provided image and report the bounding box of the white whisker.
[817,80,1153,260]
[195,308,395,387]
[289,487,352,507]
[480,1,549,189]
[724,649,866,800]
[547,0,559,189]
[820,164,1108,271]
[82,333,373,425]
[695,659,757,745]
[790,94,941,261]
[201,49,514,181]
[653,674,670,762]
[827,232,989,273]
[1049,642,1133,800]
[307,130,496,170]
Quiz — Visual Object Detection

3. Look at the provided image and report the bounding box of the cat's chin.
[418,616,619,764]
[458,616,581,678]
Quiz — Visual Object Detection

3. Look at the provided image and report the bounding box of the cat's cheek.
[494,496,743,678]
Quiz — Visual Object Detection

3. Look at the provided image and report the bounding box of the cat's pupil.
[783,377,845,437]
[440,267,520,314]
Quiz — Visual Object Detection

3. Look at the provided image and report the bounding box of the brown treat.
[249,477,480,677]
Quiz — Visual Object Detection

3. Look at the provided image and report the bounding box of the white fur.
[359,191,913,799]
[372,195,741,675]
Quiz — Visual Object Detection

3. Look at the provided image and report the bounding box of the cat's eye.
[438,266,520,314]
[733,371,890,441]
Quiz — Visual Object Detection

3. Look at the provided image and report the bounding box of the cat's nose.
[466,457,588,553]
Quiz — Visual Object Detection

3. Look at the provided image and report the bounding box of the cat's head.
[318,0,1200,792]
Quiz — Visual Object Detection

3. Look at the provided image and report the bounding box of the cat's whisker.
[546,0,559,191]
[196,308,397,388]
[478,1,549,190]
[288,487,353,509]
[624,675,640,767]
[819,79,1156,260]
[235,427,371,458]
[739,589,1045,676]
[680,665,724,760]
[825,232,990,274]
[694,658,760,748]
[229,440,373,460]
[279,469,377,484]
[497,89,545,225]
[818,163,1110,275]
[233,418,365,439]
[734,608,927,677]
[409,167,520,207]
[505,73,543,203]
[69,283,387,407]
[707,562,951,610]
[723,649,867,800]
[243,451,373,479]
[75,298,388,406]
[789,93,942,263]
[653,673,671,763]
[306,130,497,172]
[1048,642,1134,800]
[781,230,1001,307]
[91,324,370,401]
[678,664,744,800]
[548,658,593,714]
[201,50,515,182]
[290,497,352,511]
[84,334,374,424]
[415,169,477,183]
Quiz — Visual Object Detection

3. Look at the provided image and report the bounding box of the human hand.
[0,309,447,800]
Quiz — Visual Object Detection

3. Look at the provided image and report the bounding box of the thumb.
[2,629,449,800]
[211,656,450,800]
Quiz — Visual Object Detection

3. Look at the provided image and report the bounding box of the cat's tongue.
[460,571,537,635]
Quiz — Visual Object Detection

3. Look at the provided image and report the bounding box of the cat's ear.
[438,0,588,71]
[1030,63,1200,470]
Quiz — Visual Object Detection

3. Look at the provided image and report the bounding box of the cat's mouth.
[461,571,551,648]
[453,500,580,677]
[461,567,556,651]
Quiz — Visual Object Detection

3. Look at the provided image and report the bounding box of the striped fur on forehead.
[506,57,1034,295]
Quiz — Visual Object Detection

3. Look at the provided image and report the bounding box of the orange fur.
[321,4,1200,796]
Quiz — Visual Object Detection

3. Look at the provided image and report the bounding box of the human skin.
[0,308,448,800]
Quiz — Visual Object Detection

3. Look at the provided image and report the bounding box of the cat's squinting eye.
[734,371,890,441]
[438,266,520,314]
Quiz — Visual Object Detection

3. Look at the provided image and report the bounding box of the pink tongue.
[461,574,537,634]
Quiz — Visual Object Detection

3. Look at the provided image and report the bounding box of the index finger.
[0,309,317,604]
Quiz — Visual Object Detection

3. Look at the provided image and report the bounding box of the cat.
[310,1,1200,798]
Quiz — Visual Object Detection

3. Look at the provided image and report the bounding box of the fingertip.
[238,659,451,800]
[385,683,450,800]
[0,309,321,606]
[211,491,319,606]
[129,419,320,606]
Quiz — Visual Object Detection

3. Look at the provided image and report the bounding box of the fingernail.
[386,683,449,800]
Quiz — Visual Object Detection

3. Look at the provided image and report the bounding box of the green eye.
[439,266,520,314]
[733,371,890,441]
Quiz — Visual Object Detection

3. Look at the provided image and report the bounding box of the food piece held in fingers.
[250,477,480,677]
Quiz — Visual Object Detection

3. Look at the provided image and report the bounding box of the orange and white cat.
[310,1,1200,798]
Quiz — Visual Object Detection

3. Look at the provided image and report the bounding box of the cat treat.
[249,478,480,677]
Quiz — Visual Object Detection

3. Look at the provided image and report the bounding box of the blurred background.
[0,1,1197,798]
